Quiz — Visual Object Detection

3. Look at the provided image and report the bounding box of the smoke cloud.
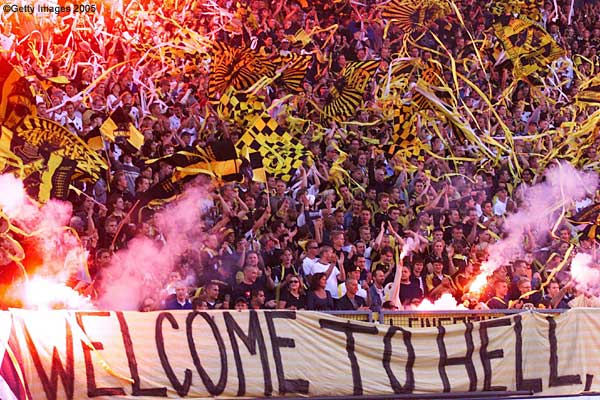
[96,181,215,310]
[479,162,597,278]
[0,174,89,309]
[571,252,600,296]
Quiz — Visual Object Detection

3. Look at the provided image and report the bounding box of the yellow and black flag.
[217,86,265,128]
[381,0,449,35]
[323,61,380,121]
[236,113,309,182]
[27,152,77,203]
[0,63,37,130]
[83,126,104,151]
[208,42,277,101]
[493,15,564,79]
[392,103,418,147]
[100,106,144,151]
[244,148,267,183]
[14,116,107,181]
[568,203,600,242]
[412,59,447,109]
[276,54,313,93]
[139,177,187,208]
[490,0,543,21]
[171,139,243,183]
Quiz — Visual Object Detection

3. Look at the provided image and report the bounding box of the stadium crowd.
[1,0,600,311]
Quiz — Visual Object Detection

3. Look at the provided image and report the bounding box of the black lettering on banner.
[115,312,167,396]
[265,311,310,395]
[223,311,273,396]
[514,315,543,393]
[155,312,192,396]
[479,318,510,391]
[408,317,419,328]
[547,316,581,387]
[382,326,415,393]
[436,323,477,392]
[318,318,378,395]
[22,317,74,400]
[585,374,594,391]
[186,311,228,395]
[75,312,126,397]
[437,317,451,326]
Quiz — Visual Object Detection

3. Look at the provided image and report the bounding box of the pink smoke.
[96,181,214,310]
[571,252,600,296]
[0,173,91,309]
[477,162,597,284]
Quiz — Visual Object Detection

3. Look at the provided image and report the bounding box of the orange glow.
[22,276,95,310]
[415,293,467,311]
[468,273,489,295]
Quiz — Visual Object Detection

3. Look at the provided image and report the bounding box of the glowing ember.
[21,277,95,310]
[415,293,467,311]
[468,273,489,295]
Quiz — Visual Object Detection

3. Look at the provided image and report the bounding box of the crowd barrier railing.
[319,309,567,327]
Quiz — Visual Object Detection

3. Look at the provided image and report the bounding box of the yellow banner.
[1,309,598,398]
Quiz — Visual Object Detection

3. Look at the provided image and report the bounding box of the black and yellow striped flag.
[381,0,449,35]
[0,63,37,130]
[171,140,243,183]
[208,42,277,101]
[276,54,313,93]
[14,116,107,181]
[323,61,380,121]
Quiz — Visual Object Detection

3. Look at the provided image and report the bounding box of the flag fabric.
[246,148,267,183]
[493,15,564,79]
[83,127,104,151]
[139,177,187,208]
[13,116,107,181]
[27,152,77,203]
[391,103,418,149]
[236,113,309,182]
[568,203,600,242]
[342,60,380,91]
[168,140,243,183]
[208,42,276,101]
[381,0,449,35]
[323,61,380,121]
[0,126,24,173]
[0,63,37,130]
[217,87,265,128]
[100,107,144,151]
[276,54,313,93]
[490,0,543,21]
[412,60,445,109]
[141,140,243,208]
